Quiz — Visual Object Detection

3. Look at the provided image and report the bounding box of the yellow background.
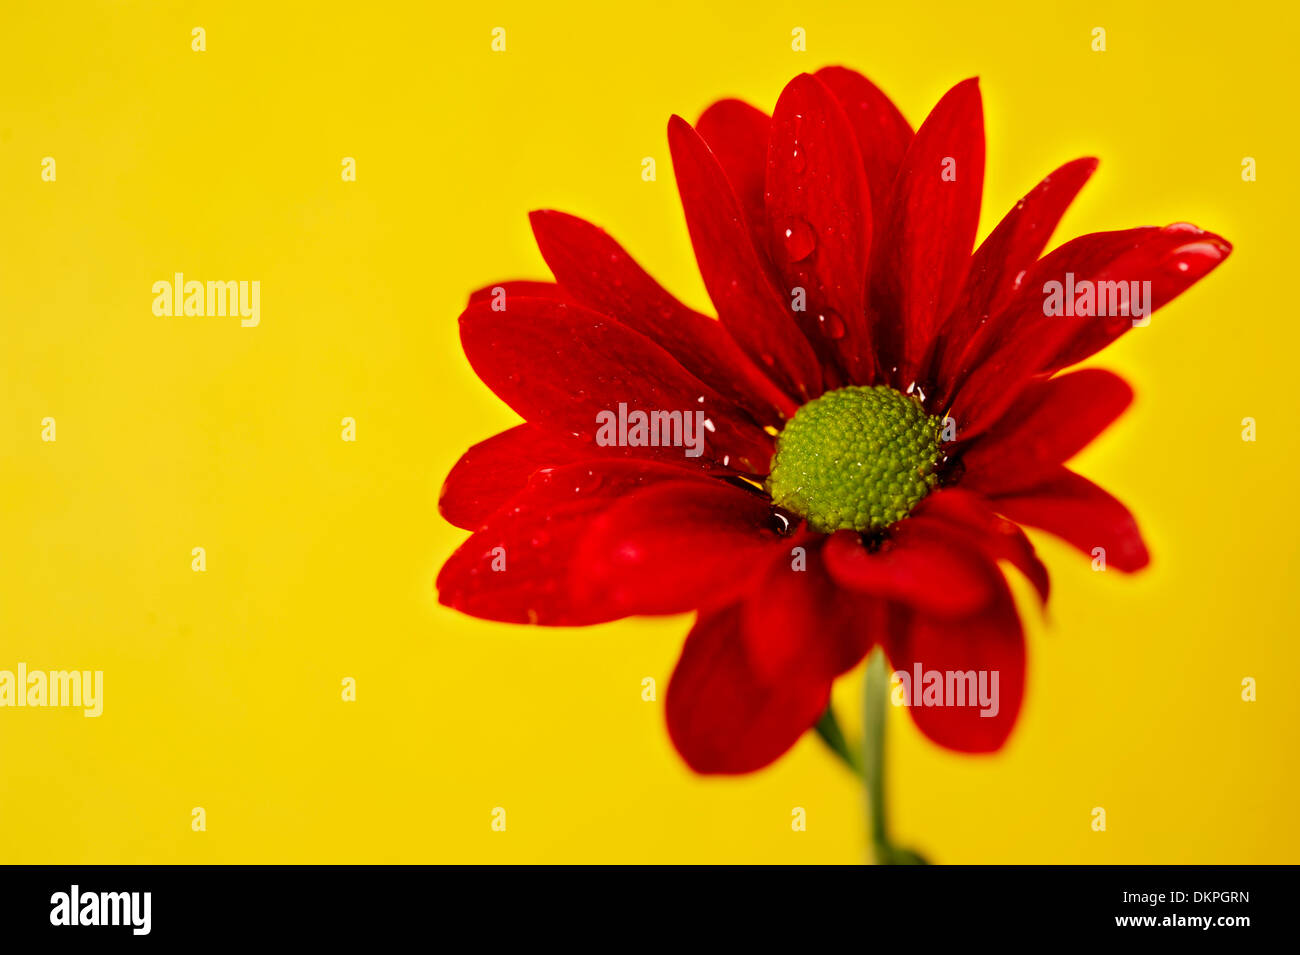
[1,0,1295,863]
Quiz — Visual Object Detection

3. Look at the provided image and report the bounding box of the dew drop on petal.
[816,309,846,340]
[781,218,817,262]
[790,143,807,173]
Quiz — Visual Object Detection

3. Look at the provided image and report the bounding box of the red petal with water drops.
[437,461,709,625]
[1045,224,1232,372]
[573,479,786,617]
[960,369,1133,497]
[989,467,1150,572]
[695,98,772,256]
[529,209,795,424]
[883,579,1025,753]
[439,423,719,531]
[822,519,1003,617]
[668,114,823,401]
[930,158,1097,401]
[459,297,774,474]
[666,602,834,774]
[949,225,1227,442]
[912,489,1049,604]
[813,66,913,250]
[765,73,875,382]
[871,78,985,387]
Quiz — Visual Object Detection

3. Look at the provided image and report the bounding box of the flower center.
[767,385,945,534]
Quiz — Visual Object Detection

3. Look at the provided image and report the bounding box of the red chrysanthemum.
[436,69,1230,774]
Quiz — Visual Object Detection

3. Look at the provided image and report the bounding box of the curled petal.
[913,489,1049,604]
[740,538,880,683]
[574,479,786,616]
[667,603,833,774]
[990,467,1150,572]
[822,518,1003,617]
[883,578,1025,753]
[960,368,1133,496]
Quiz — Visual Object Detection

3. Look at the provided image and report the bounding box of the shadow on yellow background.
[1,0,1296,862]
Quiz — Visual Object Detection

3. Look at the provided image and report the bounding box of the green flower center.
[767,385,945,534]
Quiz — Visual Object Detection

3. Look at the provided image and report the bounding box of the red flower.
[437,69,1230,773]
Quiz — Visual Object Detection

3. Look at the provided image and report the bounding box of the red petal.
[740,539,880,683]
[442,424,588,531]
[459,297,774,474]
[949,225,1228,441]
[930,158,1097,401]
[871,78,985,387]
[695,98,772,255]
[813,66,913,250]
[439,423,714,531]
[912,489,1049,604]
[883,579,1025,753]
[467,280,568,306]
[668,115,823,400]
[666,603,833,774]
[573,480,786,616]
[990,467,1150,572]
[822,519,1003,617]
[437,461,706,625]
[765,73,875,381]
[960,369,1133,496]
[529,209,795,424]
[1046,224,1232,371]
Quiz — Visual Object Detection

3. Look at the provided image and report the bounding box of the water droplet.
[571,469,603,495]
[1165,222,1204,235]
[781,218,816,262]
[789,144,807,173]
[1012,269,1027,290]
[771,510,796,536]
[816,309,846,339]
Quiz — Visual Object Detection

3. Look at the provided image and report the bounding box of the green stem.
[862,647,927,866]
[863,647,891,860]
[814,707,864,778]
[814,651,928,864]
